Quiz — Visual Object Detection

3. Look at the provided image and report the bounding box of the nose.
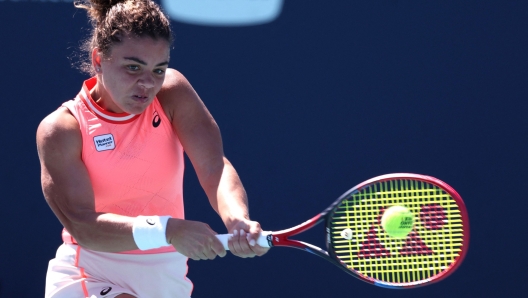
[138,74,155,89]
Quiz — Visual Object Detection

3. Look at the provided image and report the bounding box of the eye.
[127,65,140,71]
[154,68,166,75]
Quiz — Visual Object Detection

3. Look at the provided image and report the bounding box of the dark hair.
[74,0,173,75]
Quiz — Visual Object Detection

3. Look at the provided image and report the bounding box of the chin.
[127,105,150,115]
[123,99,153,114]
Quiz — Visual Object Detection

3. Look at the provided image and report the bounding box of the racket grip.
[215,231,272,250]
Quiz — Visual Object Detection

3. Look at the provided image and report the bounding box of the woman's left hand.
[227,219,270,258]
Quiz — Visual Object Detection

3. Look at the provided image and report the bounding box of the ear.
[91,48,103,73]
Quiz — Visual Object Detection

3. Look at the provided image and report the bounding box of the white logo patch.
[93,134,115,152]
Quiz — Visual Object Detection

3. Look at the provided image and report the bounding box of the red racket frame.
[262,173,470,288]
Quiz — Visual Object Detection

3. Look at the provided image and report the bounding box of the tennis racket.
[216,173,469,289]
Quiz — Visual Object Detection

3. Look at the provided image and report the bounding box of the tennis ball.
[381,206,414,238]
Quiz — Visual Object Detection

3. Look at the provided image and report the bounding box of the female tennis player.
[37,0,268,297]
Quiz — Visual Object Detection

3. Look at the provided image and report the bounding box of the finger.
[210,237,227,258]
[227,229,235,251]
[245,231,258,253]
[229,229,244,256]
[230,229,252,257]
[203,248,218,260]
[251,245,270,257]
[247,222,262,247]
[197,251,210,261]
[238,229,256,257]
[240,230,252,251]
[190,254,202,261]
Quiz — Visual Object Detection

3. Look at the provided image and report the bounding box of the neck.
[90,79,123,114]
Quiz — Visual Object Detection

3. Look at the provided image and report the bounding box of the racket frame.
[265,173,470,288]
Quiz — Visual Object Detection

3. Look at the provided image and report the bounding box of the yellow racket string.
[330,179,465,285]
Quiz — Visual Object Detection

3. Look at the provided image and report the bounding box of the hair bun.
[76,0,128,24]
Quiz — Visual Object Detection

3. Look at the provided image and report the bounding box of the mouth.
[132,94,150,103]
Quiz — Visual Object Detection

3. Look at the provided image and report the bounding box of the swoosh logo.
[100,287,112,295]
[152,111,161,127]
[146,218,155,225]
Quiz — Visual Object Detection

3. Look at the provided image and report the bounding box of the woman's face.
[93,36,170,115]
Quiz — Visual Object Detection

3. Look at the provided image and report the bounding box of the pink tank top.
[61,77,184,254]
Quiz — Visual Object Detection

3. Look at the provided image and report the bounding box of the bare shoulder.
[160,68,188,91]
[36,107,81,157]
[157,68,208,123]
[158,68,198,102]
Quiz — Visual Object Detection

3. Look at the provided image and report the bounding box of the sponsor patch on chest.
[93,134,116,151]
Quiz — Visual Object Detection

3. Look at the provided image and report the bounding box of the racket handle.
[215,231,272,250]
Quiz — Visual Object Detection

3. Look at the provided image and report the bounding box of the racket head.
[325,173,469,288]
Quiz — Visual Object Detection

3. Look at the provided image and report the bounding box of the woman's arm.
[158,68,268,257]
[37,108,139,252]
[37,107,226,260]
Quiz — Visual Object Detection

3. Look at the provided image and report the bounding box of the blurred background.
[0,0,526,297]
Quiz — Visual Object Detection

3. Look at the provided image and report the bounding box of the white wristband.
[132,215,172,250]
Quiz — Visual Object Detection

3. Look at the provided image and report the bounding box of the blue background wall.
[0,1,526,297]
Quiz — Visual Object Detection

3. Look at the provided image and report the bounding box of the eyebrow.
[124,57,169,67]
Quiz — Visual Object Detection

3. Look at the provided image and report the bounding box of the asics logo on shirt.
[100,287,112,295]
[152,111,161,127]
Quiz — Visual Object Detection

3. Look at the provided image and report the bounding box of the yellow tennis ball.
[381,206,414,238]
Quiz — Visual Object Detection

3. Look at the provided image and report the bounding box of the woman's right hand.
[166,218,227,260]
